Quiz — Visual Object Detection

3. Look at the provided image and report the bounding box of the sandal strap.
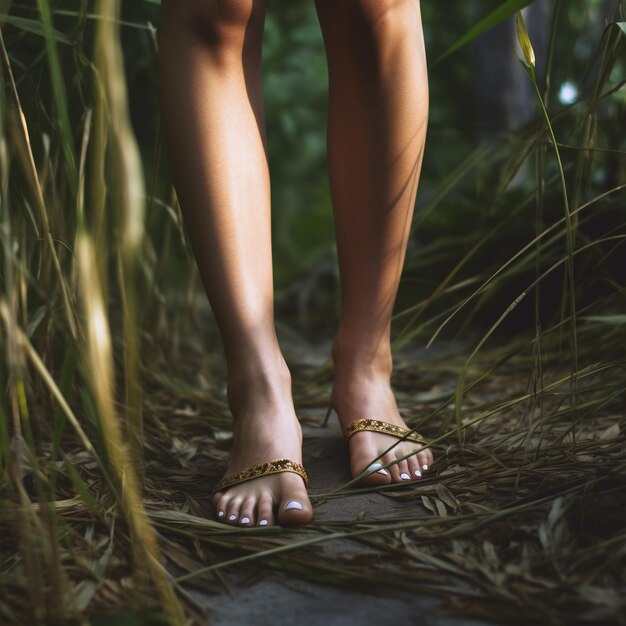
[344,418,427,445]
[212,458,308,494]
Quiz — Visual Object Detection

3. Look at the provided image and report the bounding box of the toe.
[349,433,391,487]
[383,452,403,483]
[407,454,422,480]
[417,450,430,474]
[356,457,391,486]
[394,455,411,483]
[239,498,255,527]
[425,446,435,467]
[257,493,274,527]
[212,490,224,509]
[225,498,242,526]
[277,476,313,526]
[214,493,229,522]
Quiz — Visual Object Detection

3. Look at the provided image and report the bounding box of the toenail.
[415,470,422,477]
[284,501,303,511]
[422,464,429,471]
[217,511,224,517]
[241,517,250,524]
[400,473,411,480]
[228,514,237,521]
[367,463,388,476]
[259,519,268,526]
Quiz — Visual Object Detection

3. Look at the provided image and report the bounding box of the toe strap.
[212,458,308,495]
[344,418,427,445]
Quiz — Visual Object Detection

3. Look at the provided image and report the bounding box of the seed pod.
[516,11,536,69]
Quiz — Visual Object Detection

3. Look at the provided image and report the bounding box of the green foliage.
[262,3,333,283]
[433,0,537,66]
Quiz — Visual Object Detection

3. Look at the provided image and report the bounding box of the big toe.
[354,459,392,487]
[276,477,313,526]
[349,442,391,487]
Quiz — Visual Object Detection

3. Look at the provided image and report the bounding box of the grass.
[1,1,625,625]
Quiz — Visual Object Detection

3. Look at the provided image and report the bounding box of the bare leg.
[315,0,434,484]
[159,0,312,525]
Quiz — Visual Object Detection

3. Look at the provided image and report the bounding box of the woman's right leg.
[159,0,312,526]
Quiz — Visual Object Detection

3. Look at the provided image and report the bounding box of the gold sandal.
[211,458,308,495]
[344,418,427,446]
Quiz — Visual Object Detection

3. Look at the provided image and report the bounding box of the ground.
[138,316,625,626]
[196,417,491,626]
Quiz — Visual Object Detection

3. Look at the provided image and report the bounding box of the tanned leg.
[159,0,312,525]
[314,0,433,484]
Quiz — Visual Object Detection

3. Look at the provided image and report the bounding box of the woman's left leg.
[314,0,433,484]
[159,0,312,526]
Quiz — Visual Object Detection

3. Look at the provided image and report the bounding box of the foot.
[331,342,434,487]
[212,360,313,527]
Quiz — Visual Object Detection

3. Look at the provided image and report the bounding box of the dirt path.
[194,417,491,626]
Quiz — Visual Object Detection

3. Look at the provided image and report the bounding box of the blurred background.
[2,0,623,341]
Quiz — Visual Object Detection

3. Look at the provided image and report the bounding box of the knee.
[162,0,266,50]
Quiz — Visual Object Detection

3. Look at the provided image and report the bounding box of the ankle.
[331,332,393,380]
[226,349,292,413]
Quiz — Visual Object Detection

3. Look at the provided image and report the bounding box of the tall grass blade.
[76,232,184,626]
[517,10,578,422]
[92,0,145,472]
[0,27,77,338]
[36,0,77,189]
[1,14,72,43]
[432,0,536,67]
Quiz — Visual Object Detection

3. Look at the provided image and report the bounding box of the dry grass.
[3,309,624,624]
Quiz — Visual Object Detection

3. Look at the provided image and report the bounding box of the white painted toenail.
[228,514,237,521]
[241,517,250,524]
[415,470,422,477]
[422,464,429,471]
[367,462,388,475]
[217,511,224,517]
[259,519,268,526]
[284,501,303,511]
[400,473,411,480]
